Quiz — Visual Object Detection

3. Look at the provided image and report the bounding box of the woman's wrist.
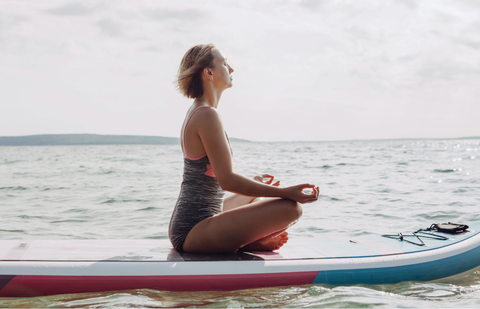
[276,187,288,199]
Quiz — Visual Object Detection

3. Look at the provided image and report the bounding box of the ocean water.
[1,139,479,308]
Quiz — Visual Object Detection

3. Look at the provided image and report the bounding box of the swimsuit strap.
[182,105,209,158]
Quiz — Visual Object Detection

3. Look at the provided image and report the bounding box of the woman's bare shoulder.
[194,106,223,124]
[193,107,225,136]
[195,105,219,115]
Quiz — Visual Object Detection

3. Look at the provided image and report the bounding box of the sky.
[1,0,479,142]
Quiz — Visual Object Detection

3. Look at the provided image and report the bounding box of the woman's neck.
[194,96,217,109]
[199,81,223,108]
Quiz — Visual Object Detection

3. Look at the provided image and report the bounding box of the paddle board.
[1,221,480,297]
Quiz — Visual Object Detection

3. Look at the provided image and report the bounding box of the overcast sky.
[1,0,479,141]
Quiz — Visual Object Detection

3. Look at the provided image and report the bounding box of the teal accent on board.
[278,223,480,261]
[313,237,480,285]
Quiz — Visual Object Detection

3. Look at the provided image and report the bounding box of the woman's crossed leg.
[182,197,302,253]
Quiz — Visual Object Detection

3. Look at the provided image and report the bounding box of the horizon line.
[0,133,479,144]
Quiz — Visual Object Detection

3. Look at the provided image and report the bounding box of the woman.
[169,43,319,253]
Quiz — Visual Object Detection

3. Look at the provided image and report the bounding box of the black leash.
[382,222,469,246]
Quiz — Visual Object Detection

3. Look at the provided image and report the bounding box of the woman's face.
[210,48,234,89]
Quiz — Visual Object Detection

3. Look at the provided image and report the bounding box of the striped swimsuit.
[168,106,226,252]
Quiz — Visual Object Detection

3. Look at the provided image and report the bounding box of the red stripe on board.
[0,275,16,291]
[0,272,319,297]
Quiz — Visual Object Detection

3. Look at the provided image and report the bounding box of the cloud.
[46,2,95,16]
[416,60,479,81]
[395,0,417,10]
[0,13,29,31]
[453,37,480,49]
[453,21,480,49]
[95,18,125,37]
[456,0,480,10]
[432,9,460,24]
[466,21,480,33]
[146,8,205,22]
[397,54,418,63]
[344,25,377,42]
[297,0,328,11]
[140,45,162,53]
[0,13,29,44]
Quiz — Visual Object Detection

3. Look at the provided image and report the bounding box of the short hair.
[176,43,216,99]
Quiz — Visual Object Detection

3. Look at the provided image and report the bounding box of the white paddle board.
[1,221,480,297]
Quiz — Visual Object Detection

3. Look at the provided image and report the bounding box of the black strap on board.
[381,222,469,246]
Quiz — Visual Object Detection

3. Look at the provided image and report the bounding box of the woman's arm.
[196,108,318,204]
[222,175,279,212]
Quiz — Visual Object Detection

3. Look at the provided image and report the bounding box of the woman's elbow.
[216,176,236,192]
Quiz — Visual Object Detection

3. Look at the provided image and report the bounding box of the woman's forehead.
[213,48,226,61]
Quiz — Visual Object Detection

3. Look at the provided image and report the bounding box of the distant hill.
[1,134,477,145]
[0,134,251,146]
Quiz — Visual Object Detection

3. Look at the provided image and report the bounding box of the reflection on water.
[2,275,480,308]
[1,139,479,307]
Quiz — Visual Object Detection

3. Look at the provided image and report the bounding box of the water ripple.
[0,140,479,307]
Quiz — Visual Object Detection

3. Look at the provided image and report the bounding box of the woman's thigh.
[222,193,255,212]
[223,194,269,212]
[182,198,302,253]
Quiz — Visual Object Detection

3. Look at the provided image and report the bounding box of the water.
[1,139,479,307]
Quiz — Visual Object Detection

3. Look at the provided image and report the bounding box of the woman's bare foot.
[241,232,289,251]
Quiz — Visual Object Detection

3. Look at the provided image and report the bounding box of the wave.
[136,206,158,211]
[101,198,150,204]
[0,186,28,190]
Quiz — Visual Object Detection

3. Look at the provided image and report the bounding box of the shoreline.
[1,134,479,146]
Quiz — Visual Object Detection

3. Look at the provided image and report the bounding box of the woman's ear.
[203,68,213,80]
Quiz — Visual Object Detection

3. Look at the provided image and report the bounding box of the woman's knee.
[280,199,302,221]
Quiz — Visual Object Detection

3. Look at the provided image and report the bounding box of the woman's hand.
[281,184,319,204]
[253,174,319,204]
[253,174,280,187]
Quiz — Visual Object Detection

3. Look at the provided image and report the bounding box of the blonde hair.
[176,43,216,99]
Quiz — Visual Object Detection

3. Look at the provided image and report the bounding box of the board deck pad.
[1,223,478,262]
